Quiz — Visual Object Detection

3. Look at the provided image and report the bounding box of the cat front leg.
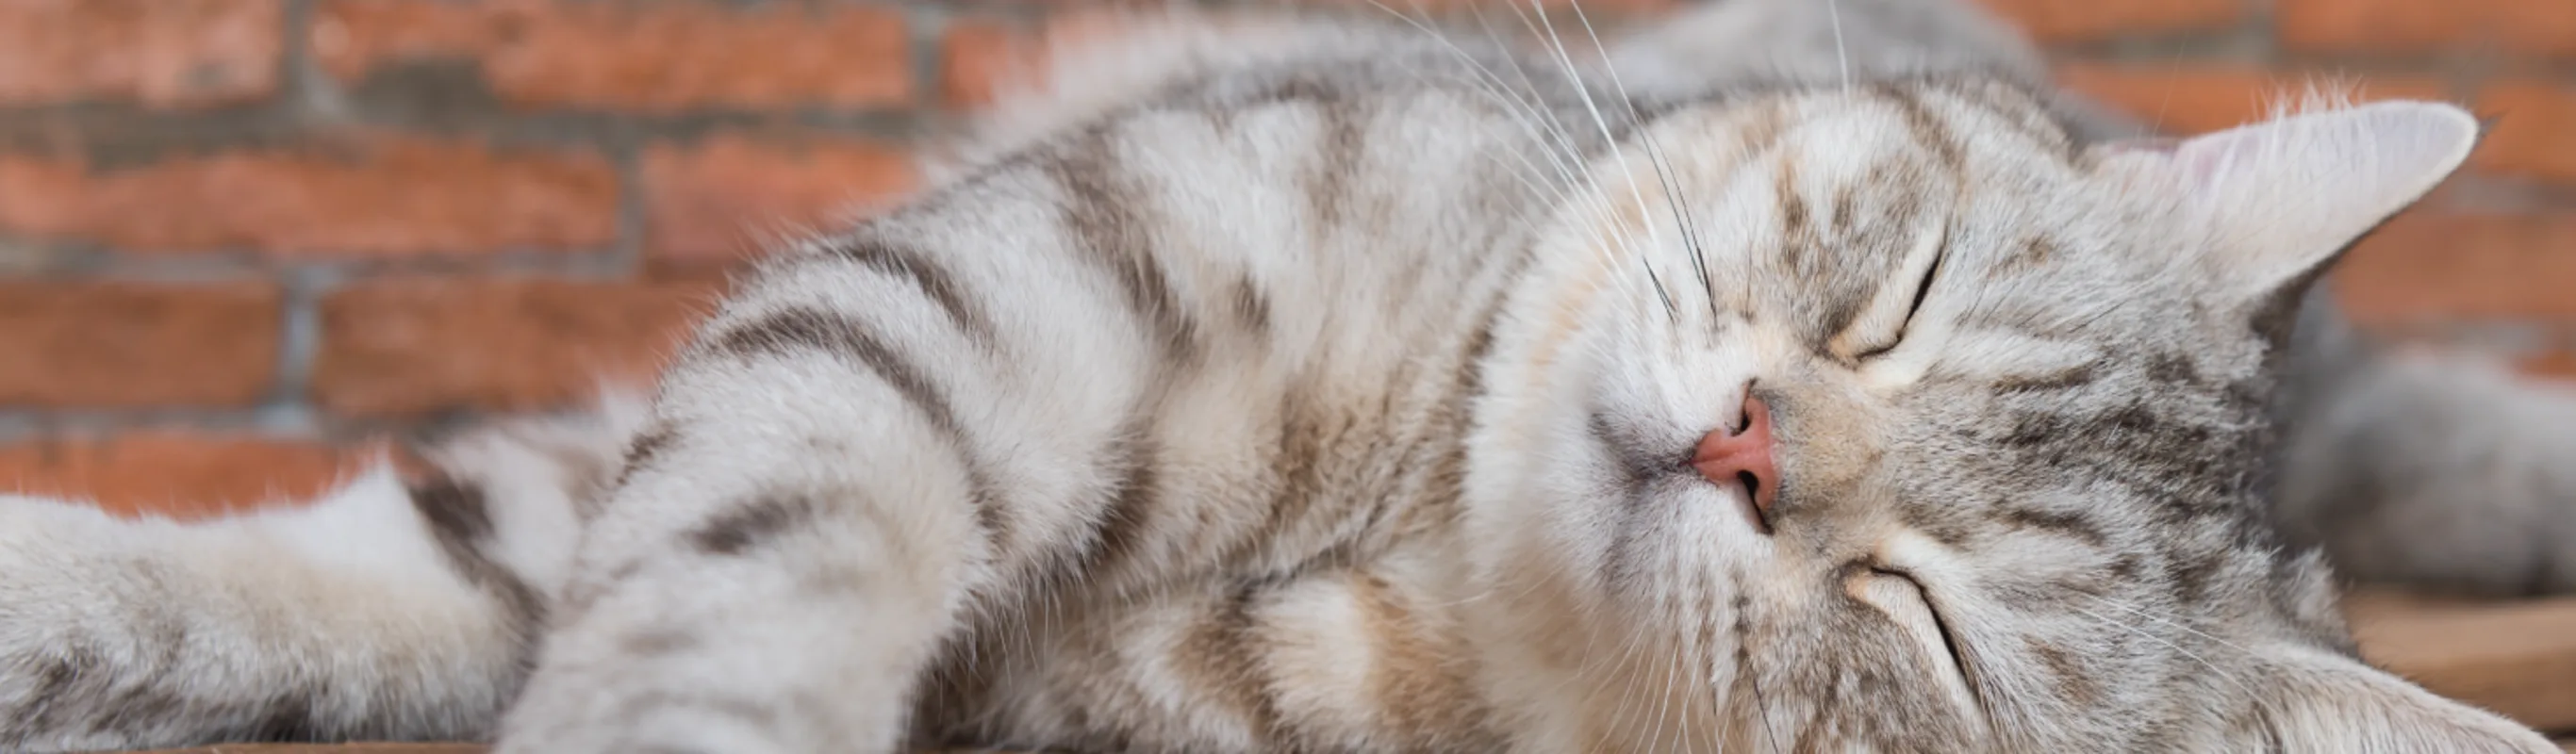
[489,392,978,753]
[484,378,1004,751]
[490,232,1177,752]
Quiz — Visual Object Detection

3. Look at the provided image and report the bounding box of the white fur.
[0,467,513,747]
[0,3,2556,752]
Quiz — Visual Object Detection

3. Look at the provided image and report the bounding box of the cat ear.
[2106,100,2481,303]
[2244,645,2554,753]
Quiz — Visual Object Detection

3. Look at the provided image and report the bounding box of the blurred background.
[0,0,2567,518]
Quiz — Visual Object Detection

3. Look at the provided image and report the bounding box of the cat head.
[1463,80,2552,751]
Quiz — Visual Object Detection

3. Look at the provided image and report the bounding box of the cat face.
[1463,80,2551,751]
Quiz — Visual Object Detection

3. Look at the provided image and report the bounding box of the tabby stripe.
[575,422,671,523]
[1236,74,1340,107]
[1255,385,1329,564]
[2000,235,2057,272]
[1351,573,1483,738]
[690,495,820,556]
[1993,360,2099,393]
[240,690,327,743]
[20,647,101,734]
[830,236,999,350]
[1178,579,1287,740]
[1774,155,1812,252]
[1301,100,1367,234]
[1830,183,1862,237]
[2145,352,2206,387]
[407,477,547,634]
[619,625,698,656]
[1935,80,2070,153]
[1875,84,1965,170]
[2025,638,2105,707]
[2168,548,2225,603]
[1452,254,1517,400]
[710,307,1012,549]
[1045,132,1203,363]
[1388,281,1512,539]
[1999,506,2111,548]
[1077,421,1163,582]
[1228,273,1275,342]
[1899,499,1987,550]
[610,424,677,495]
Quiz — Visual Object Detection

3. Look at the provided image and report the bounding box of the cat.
[0,0,2564,751]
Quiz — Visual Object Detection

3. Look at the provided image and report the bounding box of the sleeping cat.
[0,0,2564,751]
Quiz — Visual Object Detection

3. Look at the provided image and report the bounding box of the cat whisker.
[1567,0,1716,329]
[1590,592,1665,747]
[1361,0,1659,316]
[1521,0,1679,320]
[1826,0,1852,93]
[1371,0,1661,314]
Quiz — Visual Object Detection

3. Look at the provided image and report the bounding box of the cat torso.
[640,31,1603,751]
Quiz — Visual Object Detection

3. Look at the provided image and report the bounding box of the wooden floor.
[119,588,2576,753]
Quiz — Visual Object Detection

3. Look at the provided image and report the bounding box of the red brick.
[1973,0,2245,43]
[643,134,917,266]
[941,19,1033,109]
[2056,63,2452,136]
[0,433,363,520]
[2279,0,2576,58]
[312,0,912,111]
[2516,349,2576,383]
[0,0,283,108]
[0,136,617,257]
[2475,82,2576,184]
[2335,212,2576,323]
[937,12,1175,110]
[0,282,279,408]
[315,277,724,417]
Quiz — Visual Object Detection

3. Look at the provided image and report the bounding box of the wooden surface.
[2347,588,2576,732]
[112,588,2576,753]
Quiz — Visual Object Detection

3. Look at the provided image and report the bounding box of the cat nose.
[1693,394,1778,518]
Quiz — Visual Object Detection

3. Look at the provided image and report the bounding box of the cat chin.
[1451,455,1769,748]
[1454,549,1742,753]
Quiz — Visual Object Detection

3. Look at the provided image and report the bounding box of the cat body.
[0,2,2564,752]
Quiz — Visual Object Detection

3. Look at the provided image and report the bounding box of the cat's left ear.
[2104,100,2481,303]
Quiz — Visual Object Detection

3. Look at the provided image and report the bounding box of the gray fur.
[0,1,2562,752]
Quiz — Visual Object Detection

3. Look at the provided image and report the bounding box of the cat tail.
[0,392,647,752]
[2272,293,2576,596]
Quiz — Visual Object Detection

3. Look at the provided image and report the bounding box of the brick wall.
[0,0,2568,517]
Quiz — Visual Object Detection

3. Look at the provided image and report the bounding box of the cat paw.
[0,498,165,751]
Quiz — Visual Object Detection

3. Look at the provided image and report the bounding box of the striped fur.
[0,1,2564,752]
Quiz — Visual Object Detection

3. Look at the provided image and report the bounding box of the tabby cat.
[1,0,2565,751]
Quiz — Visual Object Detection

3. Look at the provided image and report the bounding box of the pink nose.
[1693,395,1779,517]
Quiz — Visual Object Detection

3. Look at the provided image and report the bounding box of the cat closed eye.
[1852,242,1944,360]
[1851,566,1970,679]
